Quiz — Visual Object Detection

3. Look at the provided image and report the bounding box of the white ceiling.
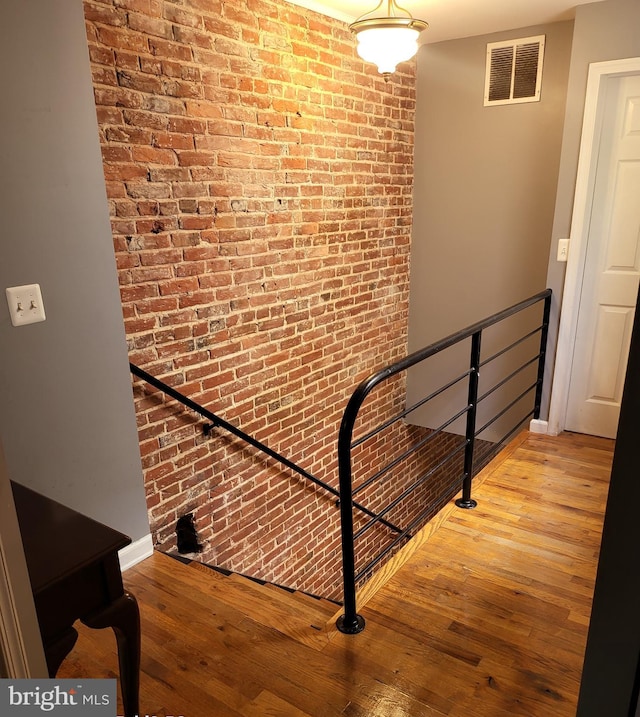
[285,0,604,44]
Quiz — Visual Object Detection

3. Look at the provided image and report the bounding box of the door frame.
[548,57,640,436]
[0,440,48,677]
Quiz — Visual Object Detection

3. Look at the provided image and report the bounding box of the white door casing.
[0,441,48,678]
[565,73,640,438]
[548,58,640,437]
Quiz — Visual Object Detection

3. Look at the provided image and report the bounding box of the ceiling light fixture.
[350,0,428,81]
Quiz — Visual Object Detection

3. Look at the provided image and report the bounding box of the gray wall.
[409,20,573,346]
[0,0,149,541]
[544,0,640,414]
[407,21,573,432]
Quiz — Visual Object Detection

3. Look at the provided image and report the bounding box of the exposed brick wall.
[84,0,419,598]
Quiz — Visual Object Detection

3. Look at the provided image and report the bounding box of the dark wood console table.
[11,481,140,717]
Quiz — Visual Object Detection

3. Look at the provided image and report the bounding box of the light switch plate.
[6,284,46,326]
[557,238,569,262]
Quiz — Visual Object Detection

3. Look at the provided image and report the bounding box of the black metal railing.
[129,363,402,535]
[336,289,552,634]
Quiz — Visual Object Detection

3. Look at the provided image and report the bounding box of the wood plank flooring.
[58,431,613,716]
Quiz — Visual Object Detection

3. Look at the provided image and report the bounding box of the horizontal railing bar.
[354,532,412,583]
[475,381,538,437]
[354,466,467,581]
[352,406,470,499]
[473,410,536,473]
[479,326,542,369]
[477,355,539,404]
[402,370,472,422]
[129,362,339,496]
[405,473,466,533]
[353,441,468,541]
[352,403,471,498]
[490,409,536,450]
[351,369,471,450]
[395,472,467,544]
[349,503,405,536]
[341,290,552,438]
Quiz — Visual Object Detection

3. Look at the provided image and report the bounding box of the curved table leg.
[82,592,140,717]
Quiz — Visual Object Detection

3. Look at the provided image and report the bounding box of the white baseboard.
[118,533,153,572]
[529,419,549,435]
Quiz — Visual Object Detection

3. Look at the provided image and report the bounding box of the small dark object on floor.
[176,513,203,554]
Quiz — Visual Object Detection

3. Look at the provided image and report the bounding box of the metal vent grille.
[485,35,545,106]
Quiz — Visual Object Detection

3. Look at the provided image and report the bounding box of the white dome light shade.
[349,0,428,80]
[355,26,421,76]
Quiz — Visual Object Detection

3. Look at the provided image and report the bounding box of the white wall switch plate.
[5,284,46,326]
[557,238,570,262]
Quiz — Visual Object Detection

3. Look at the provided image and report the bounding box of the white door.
[565,74,640,439]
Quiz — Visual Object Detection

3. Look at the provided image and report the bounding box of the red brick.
[132,146,177,164]
[148,38,193,62]
[84,0,417,599]
[127,11,172,39]
[84,3,128,27]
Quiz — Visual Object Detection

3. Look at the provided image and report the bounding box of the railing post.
[456,331,481,510]
[336,401,366,635]
[534,292,552,419]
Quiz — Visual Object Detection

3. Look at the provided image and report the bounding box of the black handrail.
[336,289,552,634]
[130,362,338,497]
[129,363,404,536]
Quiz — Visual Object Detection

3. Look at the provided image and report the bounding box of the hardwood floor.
[58,431,613,716]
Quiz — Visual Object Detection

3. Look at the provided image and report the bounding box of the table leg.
[46,626,79,677]
[83,592,140,717]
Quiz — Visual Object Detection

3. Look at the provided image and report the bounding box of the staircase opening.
[131,289,551,621]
